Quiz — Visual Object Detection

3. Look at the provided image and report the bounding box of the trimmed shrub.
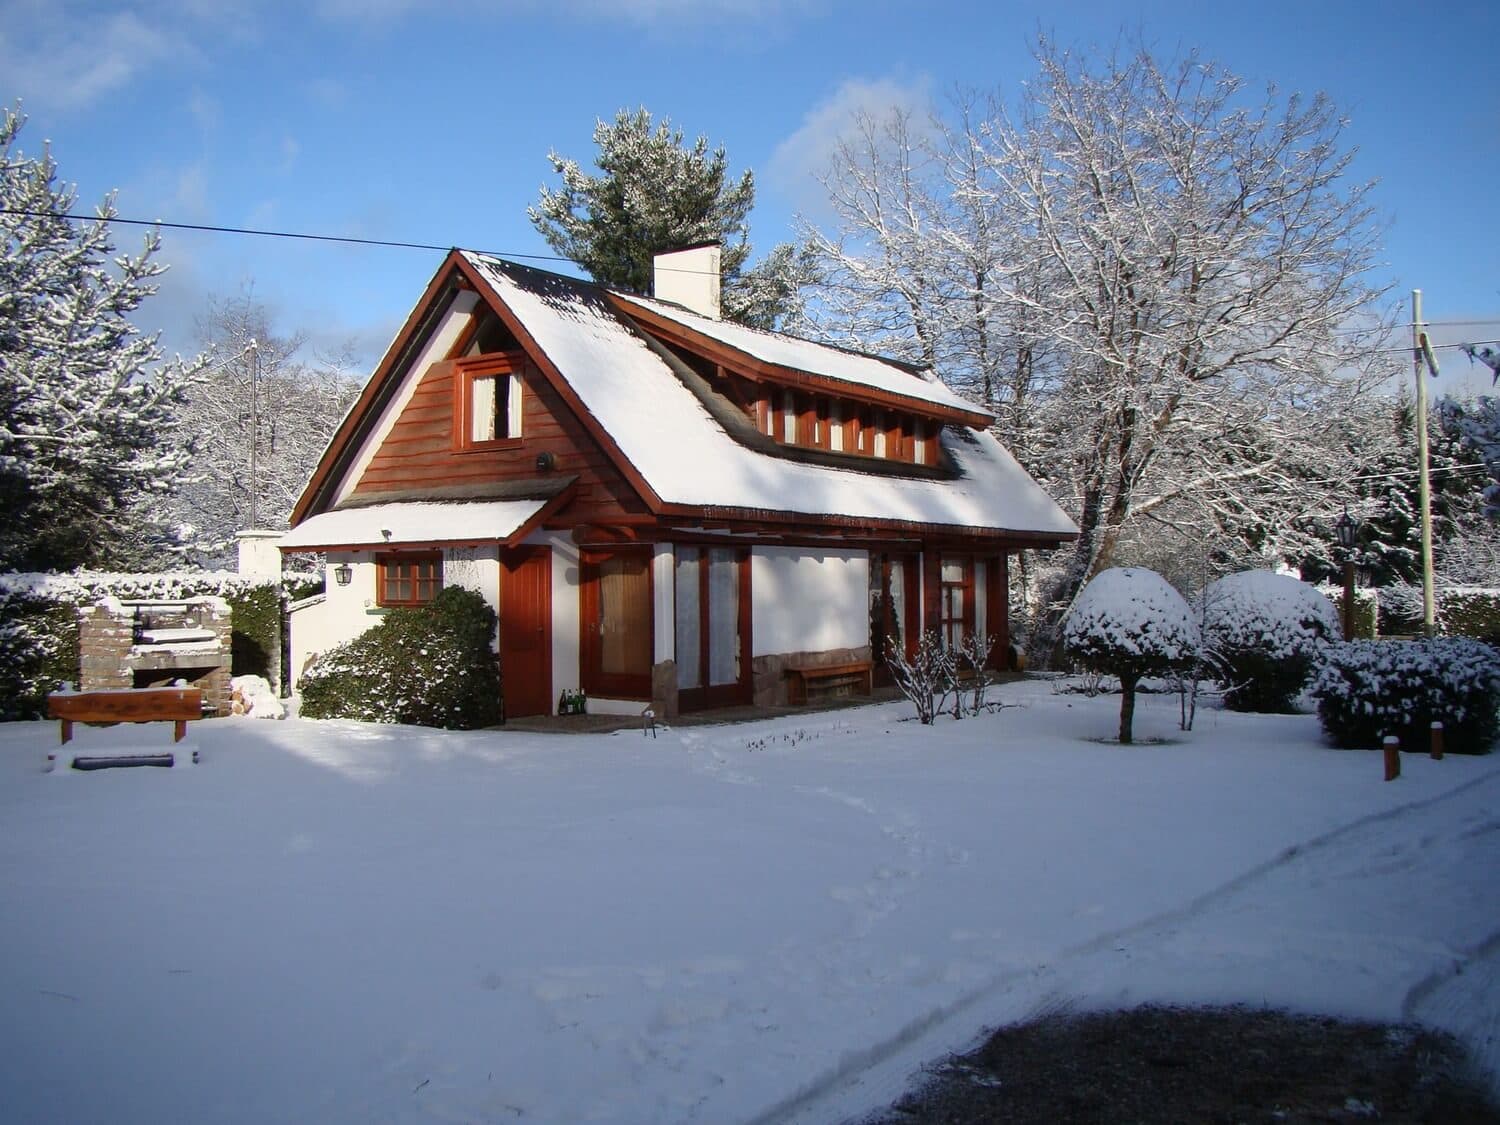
[1309,638,1500,754]
[1064,567,1199,744]
[1202,571,1339,713]
[1438,588,1500,643]
[298,586,501,729]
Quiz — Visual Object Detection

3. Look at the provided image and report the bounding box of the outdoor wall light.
[333,562,353,587]
[536,451,556,472]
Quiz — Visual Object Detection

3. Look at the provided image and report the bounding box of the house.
[281,246,1077,718]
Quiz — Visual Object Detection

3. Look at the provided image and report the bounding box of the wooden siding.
[351,354,651,527]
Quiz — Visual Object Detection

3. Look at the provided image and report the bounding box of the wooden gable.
[291,253,653,532]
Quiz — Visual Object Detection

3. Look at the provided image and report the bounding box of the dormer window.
[752,386,937,465]
[454,353,524,450]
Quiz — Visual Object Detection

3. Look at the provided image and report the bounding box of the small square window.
[377,553,443,607]
[455,356,524,450]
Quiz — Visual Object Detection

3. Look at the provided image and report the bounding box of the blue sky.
[5,0,1498,394]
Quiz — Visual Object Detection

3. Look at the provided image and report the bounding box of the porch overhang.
[279,496,554,553]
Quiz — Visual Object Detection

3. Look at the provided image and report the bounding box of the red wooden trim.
[795,393,815,447]
[375,551,443,607]
[454,256,664,515]
[985,555,1010,667]
[504,486,577,547]
[445,310,483,359]
[579,546,655,699]
[610,296,994,428]
[292,251,472,525]
[452,351,526,452]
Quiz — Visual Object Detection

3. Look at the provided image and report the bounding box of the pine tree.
[0,105,203,571]
[529,108,812,328]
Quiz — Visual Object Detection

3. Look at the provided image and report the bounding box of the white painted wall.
[287,547,501,691]
[751,547,869,656]
[445,546,500,649]
[541,531,581,701]
[288,554,382,688]
[652,543,675,666]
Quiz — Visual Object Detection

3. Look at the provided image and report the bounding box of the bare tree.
[168,293,360,566]
[803,41,1391,663]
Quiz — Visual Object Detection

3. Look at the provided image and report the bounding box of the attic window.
[455,353,524,450]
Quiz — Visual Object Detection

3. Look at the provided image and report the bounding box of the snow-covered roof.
[464,255,1077,539]
[279,498,548,550]
[610,289,987,419]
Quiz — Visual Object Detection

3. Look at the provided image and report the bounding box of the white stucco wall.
[287,554,381,688]
[751,547,869,656]
[540,532,581,701]
[287,547,500,691]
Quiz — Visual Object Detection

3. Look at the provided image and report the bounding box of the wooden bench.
[48,687,204,746]
[784,661,873,706]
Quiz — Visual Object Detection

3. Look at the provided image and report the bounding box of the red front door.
[501,546,552,718]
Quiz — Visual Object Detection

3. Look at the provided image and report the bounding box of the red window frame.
[453,352,524,452]
[376,552,443,607]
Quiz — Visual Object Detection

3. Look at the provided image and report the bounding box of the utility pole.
[1411,291,1437,637]
[249,337,261,531]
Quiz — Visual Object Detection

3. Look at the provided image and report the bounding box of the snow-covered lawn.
[2,682,1496,1124]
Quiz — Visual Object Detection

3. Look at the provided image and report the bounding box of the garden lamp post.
[1336,509,1359,640]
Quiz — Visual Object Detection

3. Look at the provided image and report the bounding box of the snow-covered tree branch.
[0,105,204,570]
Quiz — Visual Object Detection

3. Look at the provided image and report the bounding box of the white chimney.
[652,244,721,320]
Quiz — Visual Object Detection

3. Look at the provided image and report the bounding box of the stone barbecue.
[77,597,232,717]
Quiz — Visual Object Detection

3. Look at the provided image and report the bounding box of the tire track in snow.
[755,765,1500,1125]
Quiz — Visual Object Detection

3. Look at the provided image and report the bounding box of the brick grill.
[78,598,232,717]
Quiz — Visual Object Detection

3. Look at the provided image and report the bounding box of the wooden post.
[1342,561,1356,641]
[1383,735,1401,781]
[1430,721,1444,761]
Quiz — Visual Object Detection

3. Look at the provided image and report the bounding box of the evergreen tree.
[0,105,202,571]
[529,108,812,329]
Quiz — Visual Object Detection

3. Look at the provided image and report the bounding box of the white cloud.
[767,76,933,218]
[0,3,180,111]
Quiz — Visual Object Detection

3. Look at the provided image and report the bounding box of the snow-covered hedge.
[1064,567,1199,743]
[1376,585,1500,642]
[0,570,320,721]
[1203,571,1339,713]
[298,586,502,730]
[1310,638,1500,754]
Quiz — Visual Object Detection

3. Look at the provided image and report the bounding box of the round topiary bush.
[1309,638,1500,754]
[299,586,502,729]
[1064,567,1200,744]
[1202,571,1340,713]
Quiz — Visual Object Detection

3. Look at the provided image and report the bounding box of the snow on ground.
[2,682,1497,1124]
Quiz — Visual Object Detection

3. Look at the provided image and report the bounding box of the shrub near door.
[299,587,502,729]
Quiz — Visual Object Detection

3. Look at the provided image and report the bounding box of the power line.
[0,206,727,275]
[0,204,568,261]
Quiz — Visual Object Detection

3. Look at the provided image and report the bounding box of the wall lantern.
[536,451,556,472]
[333,562,353,587]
